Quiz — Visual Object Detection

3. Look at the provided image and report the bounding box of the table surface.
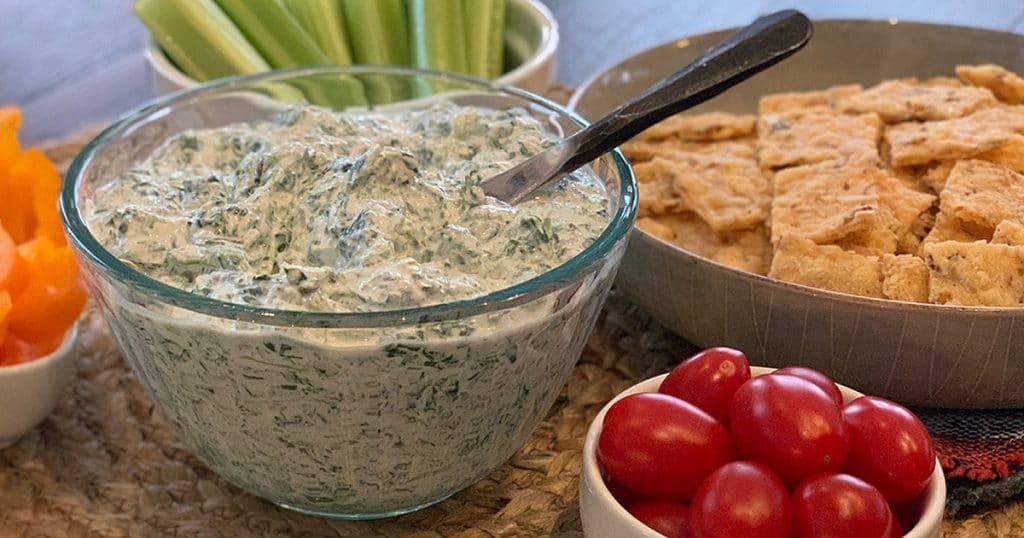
[2,0,1024,144]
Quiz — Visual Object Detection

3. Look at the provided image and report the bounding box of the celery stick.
[134,0,269,82]
[214,0,330,68]
[342,0,409,65]
[283,0,354,65]
[408,0,469,75]
[464,0,507,79]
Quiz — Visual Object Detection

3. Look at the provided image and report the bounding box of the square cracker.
[884,106,1024,166]
[974,136,1024,173]
[838,79,996,123]
[639,213,772,275]
[992,220,1024,246]
[881,254,929,302]
[875,170,936,237]
[902,137,1024,194]
[956,64,1024,105]
[941,159,1024,238]
[757,109,882,170]
[622,137,756,163]
[770,159,900,255]
[921,210,983,246]
[757,84,863,114]
[916,161,957,193]
[633,158,683,217]
[651,151,769,232]
[923,240,1024,306]
[635,112,757,142]
[768,235,883,298]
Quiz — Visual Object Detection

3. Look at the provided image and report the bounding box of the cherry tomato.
[598,393,735,501]
[628,500,690,538]
[891,497,926,536]
[688,461,791,538]
[888,516,905,538]
[773,366,844,408]
[791,473,896,538]
[601,467,639,508]
[658,347,751,423]
[843,396,936,503]
[729,374,849,484]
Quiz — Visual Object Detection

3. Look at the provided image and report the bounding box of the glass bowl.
[59,66,636,519]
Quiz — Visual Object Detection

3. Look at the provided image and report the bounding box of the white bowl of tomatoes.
[580,348,946,538]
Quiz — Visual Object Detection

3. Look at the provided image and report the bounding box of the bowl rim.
[59,65,637,328]
[581,367,947,537]
[568,18,1024,315]
[144,0,559,90]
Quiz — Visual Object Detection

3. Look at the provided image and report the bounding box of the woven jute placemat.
[0,113,1019,537]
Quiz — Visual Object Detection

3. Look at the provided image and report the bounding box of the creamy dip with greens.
[88,102,607,313]
[85,101,620,517]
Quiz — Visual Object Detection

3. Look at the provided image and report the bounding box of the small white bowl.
[145,0,559,96]
[0,324,78,449]
[580,366,946,538]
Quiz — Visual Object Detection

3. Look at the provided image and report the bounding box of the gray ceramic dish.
[570,20,1024,408]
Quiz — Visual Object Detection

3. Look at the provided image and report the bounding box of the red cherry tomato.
[888,516,905,538]
[658,347,751,423]
[791,473,896,538]
[598,393,736,501]
[773,366,844,408]
[688,461,791,538]
[628,500,690,538]
[891,497,925,536]
[729,374,849,484]
[600,466,640,508]
[843,396,936,503]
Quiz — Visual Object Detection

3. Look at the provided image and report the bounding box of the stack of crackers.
[628,64,1024,306]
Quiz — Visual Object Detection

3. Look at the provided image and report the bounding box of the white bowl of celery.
[138,0,558,96]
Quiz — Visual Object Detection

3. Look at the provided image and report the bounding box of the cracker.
[768,236,884,297]
[924,240,1024,306]
[838,79,996,122]
[992,219,1024,245]
[622,137,756,163]
[920,76,966,88]
[757,84,863,114]
[876,170,937,235]
[975,135,1024,173]
[921,210,982,246]
[770,159,900,254]
[881,254,930,302]
[887,165,932,194]
[828,211,902,256]
[918,161,956,193]
[900,206,937,254]
[644,213,772,275]
[956,64,1024,105]
[636,217,674,241]
[635,112,757,142]
[633,159,684,217]
[757,109,882,170]
[652,151,769,232]
[941,159,1024,238]
[884,106,1024,166]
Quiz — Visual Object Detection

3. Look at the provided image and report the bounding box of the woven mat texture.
[0,116,1019,537]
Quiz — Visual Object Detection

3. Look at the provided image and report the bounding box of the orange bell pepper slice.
[0,225,28,294]
[0,107,20,171]
[1,148,45,244]
[22,148,66,246]
[7,237,86,344]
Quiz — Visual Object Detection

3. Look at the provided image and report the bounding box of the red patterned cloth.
[914,408,1024,517]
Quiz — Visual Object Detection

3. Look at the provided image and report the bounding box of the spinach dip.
[88,102,607,313]
[85,101,620,516]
